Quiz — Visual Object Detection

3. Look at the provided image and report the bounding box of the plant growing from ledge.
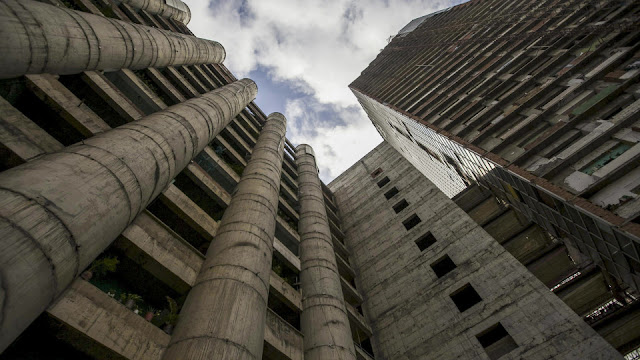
[120,293,142,310]
[81,256,119,281]
[163,296,180,334]
[144,307,157,322]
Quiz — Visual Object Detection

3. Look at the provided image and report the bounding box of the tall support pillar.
[296,144,356,360]
[0,79,257,351]
[0,0,224,79]
[162,113,287,360]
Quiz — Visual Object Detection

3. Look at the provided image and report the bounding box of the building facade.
[330,141,621,359]
[350,0,640,356]
[0,0,371,359]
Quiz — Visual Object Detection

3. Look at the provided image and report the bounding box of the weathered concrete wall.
[120,0,191,24]
[0,0,223,79]
[330,141,621,360]
[162,113,287,360]
[0,79,257,351]
[296,144,356,360]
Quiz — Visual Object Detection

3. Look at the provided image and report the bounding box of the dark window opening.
[377,176,390,188]
[476,323,518,360]
[450,283,482,312]
[403,214,421,230]
[371,168,383,178]
[415,232,436,251]
[431,255,456,278]
[393,199,409,213]
[385,187,399,200]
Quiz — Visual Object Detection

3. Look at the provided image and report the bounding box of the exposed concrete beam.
[0,79,257,351]
[276,216,300,255]
[183,162,231,209]
[25,74,111,137]
[145,68,187,104]
[159,184,219,242]
[162,113,286,360]
[264,308,304,360]
[346,302,372,338]
[81,71,145,123]
[164,67,200,98]
[274,237,301,273]
[178,66,209,93]
[341,276,363,306]
[105,69,167,114]
[0,0,223,79]
[270,271,302,313]
[0,96,63,162]
[117,211,204,294]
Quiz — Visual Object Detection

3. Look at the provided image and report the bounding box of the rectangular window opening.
[393,199,409,213]
[450,283,482,312]
[415,232,436,251]
[430,255,457,278]
[384,187,399,200]
[377,176,391,188]
[475,323,518,360]
[371,167,383,178]
[403,214,422,231]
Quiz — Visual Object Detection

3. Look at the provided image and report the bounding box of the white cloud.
[284,98,382,182]
[184,0,459,180]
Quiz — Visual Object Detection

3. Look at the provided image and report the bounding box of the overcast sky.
[184,0,464,182]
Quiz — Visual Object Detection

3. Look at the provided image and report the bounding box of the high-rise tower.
[350,1,640,355]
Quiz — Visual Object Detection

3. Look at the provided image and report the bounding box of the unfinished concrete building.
[0,0,638,359]
[0,0,370,359]
[350,0,640,357]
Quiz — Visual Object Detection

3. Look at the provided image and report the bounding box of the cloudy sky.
[184,0,465,182]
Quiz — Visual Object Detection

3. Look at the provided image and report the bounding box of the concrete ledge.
[264,308,304,360]
[270,271,302,313]
[47,279,169,360]
[341,276,363,306]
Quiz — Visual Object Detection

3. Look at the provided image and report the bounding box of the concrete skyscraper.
[349,0,640,358]
[0,0,637,359]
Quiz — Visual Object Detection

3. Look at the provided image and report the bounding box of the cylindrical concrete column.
[296,144,356,360]
[120,0,191,24]
[0,79,257,351]
[0,0,224,80]
[163,113,287,360]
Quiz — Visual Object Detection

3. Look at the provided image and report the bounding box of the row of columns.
[0,1,357,356]
[0,78,257,350]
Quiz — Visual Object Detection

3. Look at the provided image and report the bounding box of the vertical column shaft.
[0,0,223,79]
[0,79,257,352]
[296,144,356,360]
[162,112,287,360]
